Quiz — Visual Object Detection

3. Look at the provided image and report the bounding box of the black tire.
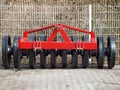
[2,35,11,69]
[72,50,78,68]
[71,36,78,68]
[82,35,89,68]
[28,36,36,69]
[51,50,56,68]
[29,50,36,69]
[82,51,89,68]
[62,50,67,68]
[97,37,105,69]
[40,36,47,68]
[40,50,46,68]
[107,36,116,69]
[13,36,21,69]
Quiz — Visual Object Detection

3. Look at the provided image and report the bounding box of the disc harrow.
[2,24,116,69]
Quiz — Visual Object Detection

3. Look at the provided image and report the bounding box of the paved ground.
[0,65,120,90]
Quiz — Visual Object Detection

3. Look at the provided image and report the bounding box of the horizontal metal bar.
[18,41,97,50]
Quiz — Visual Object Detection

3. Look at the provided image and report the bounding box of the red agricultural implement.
[2,24,116,69]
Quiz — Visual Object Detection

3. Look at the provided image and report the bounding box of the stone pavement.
[0,65,120,90]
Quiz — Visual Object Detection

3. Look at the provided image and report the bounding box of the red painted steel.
[18,24,97,50]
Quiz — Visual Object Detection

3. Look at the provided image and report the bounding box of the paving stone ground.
[0,65,120,90]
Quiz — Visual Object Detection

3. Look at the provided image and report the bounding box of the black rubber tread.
[107,36,116,69]
[72,50,78,68]
[71,36,78,68]
[2,35,11,69]
[62,50,67,68]
[40,36,46,68]
[82,51,89,68]
[51,50,56,68]
[40,50,46,68]
[28,36,36,69]
[82,35,89,68]
[97,37,105,69]
[13,36,21,69]
[29,50,36,69]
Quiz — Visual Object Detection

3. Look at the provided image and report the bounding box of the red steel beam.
[18,41,97,50]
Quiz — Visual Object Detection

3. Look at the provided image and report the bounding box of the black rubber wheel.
[97,37,105,69]
[107,36,116,69]
[72,50,78,68]
[28,36,36,69]
[29,50,36,69]
[62,50,67,68]
[40,36,47,68]
[71,36,78,68]
[2,35,11,69]
[82,51,89,68]
[82,35,89,68]
[51,50,56,68]
[13,36,21,69]
[40,50,46,68]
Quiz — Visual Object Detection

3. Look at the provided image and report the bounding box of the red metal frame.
[18,24,97,50]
